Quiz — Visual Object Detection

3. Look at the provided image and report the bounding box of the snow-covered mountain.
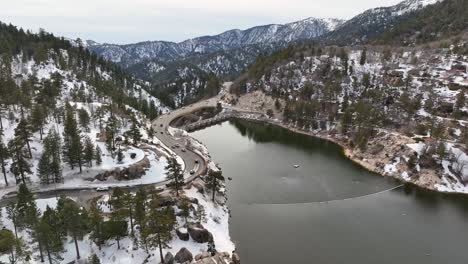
[323,0,444,44]
[87,17,344,66]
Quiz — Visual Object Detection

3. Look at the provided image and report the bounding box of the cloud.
[0,0,402,44]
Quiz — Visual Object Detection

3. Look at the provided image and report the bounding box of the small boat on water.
[293,165,300,168]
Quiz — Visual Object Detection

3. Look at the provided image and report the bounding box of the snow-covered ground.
[0,184,234,264]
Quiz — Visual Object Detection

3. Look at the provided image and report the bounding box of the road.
[0,86,230,206]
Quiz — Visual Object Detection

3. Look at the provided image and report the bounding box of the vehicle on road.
[190,169,195,175]
[96,187,109,192]
[195,159,199,164]
[161,132,164,134]
[181,148,186,152]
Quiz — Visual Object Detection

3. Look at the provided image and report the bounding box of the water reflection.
[191,120,468,264]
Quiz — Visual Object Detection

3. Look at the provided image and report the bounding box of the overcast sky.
[0,0,403,44]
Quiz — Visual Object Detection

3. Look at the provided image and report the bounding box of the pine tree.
[195,204,207,224]
[31,104,46,140]
[207,170,225,203]
[117,148,124,164]
[6,202,19,239]
[129,119,142,146]
[63,104,83,172]
[83,136,95,167]
[56,197,89,260]
[88,254,101,264]
[144,198,176,263]
[95,145,102,165]
[105,115,118,156]
[360,47,367,65]
[16,184,38,230]
[0,131,10,186]
[88,200,104,250]
[8,137,32,184]
[38,206,64,264]
[134,189,148,251]
[15,119,33,158]
[179,198,191,227]
[0,229,21,263]
[37,150,52,184]
[165,158,184,197]
[78,108,90,132]
[38,129,62,184]
[102,220,127,250]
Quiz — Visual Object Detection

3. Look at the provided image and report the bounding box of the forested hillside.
[0,21,235,264]
[374,0,468,45]
[230,38,468,192]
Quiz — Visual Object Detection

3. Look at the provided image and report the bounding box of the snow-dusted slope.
[324,0,443,44]
[87,17,344,66]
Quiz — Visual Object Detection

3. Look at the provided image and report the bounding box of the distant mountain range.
[81,0,447,107]
[86,17,344,66]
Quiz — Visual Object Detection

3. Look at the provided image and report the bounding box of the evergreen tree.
[38,129,62,184]
[0,229,22,264]
[88,200,104,250]
[117,148,124,164]
[31,104,46,140]
[360,47,367,65]
[88,254,101,264]
[122,191,135,235]
[179,198,191,227]
[56,197,89,260]
[78,108,90,132]
[207,170,225,203]
[8,137,32,184]
[129,119,142,146]
[195,204,207,224]
[95,145,102,166]
[453,90,465,118]
[15,119,33,158]
[105,115,118,156]
[83,136,95,167]
[37,206,64,264]
[102,220,127,250]
[6,202,19,239]
[134,189,148,251]
[63,104,83,172]
[16,184,38,230]
[144,197,176,262]
[0,131,10,186]
[165,158,184,197]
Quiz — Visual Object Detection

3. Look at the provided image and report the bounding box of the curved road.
[0,95,224,206]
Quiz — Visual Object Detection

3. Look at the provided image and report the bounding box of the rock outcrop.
[175,247,193,263]
[188,223,213,243]
[176,228,189,241]
[164,252,174,264]
[95,157,150,181]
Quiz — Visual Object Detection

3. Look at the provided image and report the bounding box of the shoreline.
[226,115,468,197]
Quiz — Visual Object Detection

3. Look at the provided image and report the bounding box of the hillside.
[230,38,468,193]
[0,22,234,264]
[323,0,444,45]
[374,0,468,45]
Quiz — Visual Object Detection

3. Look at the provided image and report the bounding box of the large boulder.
[232,252,240,264]
[194,254,230,264]
[164,252,174,264]
[188,224,213,243]
[195,252,210,261]
[175,247,193,263]
[176,228,189,241]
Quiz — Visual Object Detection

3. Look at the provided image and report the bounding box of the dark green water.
[191,120,468,264]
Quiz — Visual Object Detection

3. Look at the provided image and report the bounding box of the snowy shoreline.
[231,115,468,196]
